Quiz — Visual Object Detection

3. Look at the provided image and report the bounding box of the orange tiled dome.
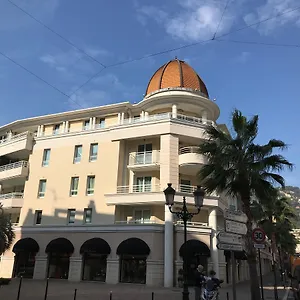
[145,58,208,97]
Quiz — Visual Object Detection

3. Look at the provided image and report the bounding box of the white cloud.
[244,0,300,35]
[136,0,234,41]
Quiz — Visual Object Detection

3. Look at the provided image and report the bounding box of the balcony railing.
[0,161,28,173]
[0,192,24,200]
[115,219,159,225]
[179,146,200,155]
[128,150,160,166]
[116,184,161,194]
[0,132,32,145]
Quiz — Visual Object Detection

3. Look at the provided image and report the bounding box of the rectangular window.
[89,143,98,162]
[42,149,51,167]
[73,145,82,163]
[134,209,151,223]
[35,210,42,225]
[136,144,152,164]
[53,124,60,135]
[97,118,105,128]
[67,209,76,224]
[86,175,95,195]
[135,177,152,192]
[83,208,92,224]
[83,120,90,130]
[38,179,47,198]
[70,177,79,196]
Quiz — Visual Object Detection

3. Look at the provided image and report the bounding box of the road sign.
[225,219,247,235]
[217,243,243,251]
[224,209,247,223]
[217,231,243,245]
[252,228,266,244]
[254,243,266,249]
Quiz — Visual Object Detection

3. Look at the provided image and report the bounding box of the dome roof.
[145,58,208,98]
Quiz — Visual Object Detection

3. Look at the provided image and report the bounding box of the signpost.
[252,228,266,300]
[217,231,242,245]
[217,243,243,252]
[225,219,247,235]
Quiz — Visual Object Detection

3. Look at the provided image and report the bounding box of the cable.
[0,50,85,109]
[6,0,106,68]
[216,39,300,48]
[212,0,231,40]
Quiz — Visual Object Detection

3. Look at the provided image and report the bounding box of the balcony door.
[134,209,151,223]
[136,177,152,192]
[136,144,152,164]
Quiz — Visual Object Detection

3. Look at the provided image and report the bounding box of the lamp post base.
[182,283,189,300]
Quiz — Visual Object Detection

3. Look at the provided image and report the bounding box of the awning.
[179,239,210,258]
[80,238,111,255]
[224,250,247,260]
[12,238,39,254]
[117,238,150,256]
[45,238,74,254]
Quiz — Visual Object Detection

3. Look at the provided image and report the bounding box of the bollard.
[16,276,23,300]
[151,291,154,300]
[226,292,230,300]
[44,278,49,300]
[73,288,77,300]
[109,291,112,300]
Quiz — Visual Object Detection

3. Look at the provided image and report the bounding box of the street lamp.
[163,183,205,300]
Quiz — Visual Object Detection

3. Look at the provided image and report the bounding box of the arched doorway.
[46,238,74,279]
[12,238,39,278]
[80,238,111,282]
[117,237,150,284]
[179,239,210,286]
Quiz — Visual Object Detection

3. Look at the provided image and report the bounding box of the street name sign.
[224,209,247,223]
[217,231,243,245]
[217,243,243,251]
[225,219,247,235]
[254,243,266,249]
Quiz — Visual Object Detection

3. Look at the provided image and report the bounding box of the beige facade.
[0,59,272,287]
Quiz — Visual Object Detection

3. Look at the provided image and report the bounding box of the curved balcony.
[0,161,29,182]
[0,192,24,209]
[179,146,207,175]
[127,150,160,171]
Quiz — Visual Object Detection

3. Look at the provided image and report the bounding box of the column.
[68,256,82,281]
[64,121,69,133]
[141,111,145,120]
[144,111,149,120]
[118,113,121,125]
[40,125,45,136]
[92,117,96,129]
[164,205,174,287]
[202,110,207,124]
[121,112,125,124]
[146,260,164,286]
[209,208,219,277]
[129,170,134,192]
[37,125,41,137]
[61,122,66,133]
[33,256,48,279]
[172,104,177,118]
[7,131,12,140]
[106,258,119,284]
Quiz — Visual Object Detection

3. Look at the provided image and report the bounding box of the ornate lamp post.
[163,183,205,300]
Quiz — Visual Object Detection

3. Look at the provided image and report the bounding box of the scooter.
[201,279,223,300]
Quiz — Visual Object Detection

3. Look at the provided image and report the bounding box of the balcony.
[105,184,164,205]
[179,146,208,175]
[0,161,29,181]
[128,150,160,171]
[0,132,34,157]
[0,192,24,209]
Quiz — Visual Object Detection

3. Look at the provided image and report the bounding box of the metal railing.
[178,184,197,194]
[179,146,201,155]
[0,132,31,145]
[116,184,161,194]
[128,150,160,166]
[114,219,158,225]
[0,192,24,200]
[0,161,28,172]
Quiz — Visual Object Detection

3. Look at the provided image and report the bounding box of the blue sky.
[0,0,300,185]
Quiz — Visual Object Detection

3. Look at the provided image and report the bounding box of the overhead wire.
[212,0,232,40]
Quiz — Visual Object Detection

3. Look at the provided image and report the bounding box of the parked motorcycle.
[201,278,224,300]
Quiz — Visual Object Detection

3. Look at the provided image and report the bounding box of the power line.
[212,0,231,40]
[6,0,106,68]
[216,39,300,49]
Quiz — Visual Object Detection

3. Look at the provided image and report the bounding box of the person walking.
[194,264,206,300]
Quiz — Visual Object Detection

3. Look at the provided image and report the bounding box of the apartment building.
[0,59,272,286]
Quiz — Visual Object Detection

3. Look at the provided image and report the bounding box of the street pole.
[231,251,237,300]
[272,252,279,300]
[182,197,189,300]
[258,249,265,300]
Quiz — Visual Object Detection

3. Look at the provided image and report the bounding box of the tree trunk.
[243,202,261,300]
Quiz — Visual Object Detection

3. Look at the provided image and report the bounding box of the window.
[38,179,47,198]
[135,177,152,192]
[53,124,60,135]
[89,143,98,162]
[86,176,95,195]
[70,177,79,196]
[83,120,90,130]
[83,208,92,224]
[97,118,105,128]
[134,209,151,223]
[136,144,152,164]
[42,149,51,167]
[35,210,42,225]
[180,179,192,193]
[73,145,82,163]
[67,209,76,224]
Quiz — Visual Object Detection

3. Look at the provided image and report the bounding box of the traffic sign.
[252,228,266,244]
[217,243,243,251]
[254,243,266,249]
[217,231,243,245]
[225,219,247,235]
[224,209,247,223]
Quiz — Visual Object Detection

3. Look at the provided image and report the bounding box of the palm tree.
[0,205,15,255]
[197,109,293,300]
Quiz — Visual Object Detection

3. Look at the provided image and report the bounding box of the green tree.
[197,109,293,300]
[0,205,15,255]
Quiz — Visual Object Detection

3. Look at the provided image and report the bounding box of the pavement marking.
[282,287,291,300]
